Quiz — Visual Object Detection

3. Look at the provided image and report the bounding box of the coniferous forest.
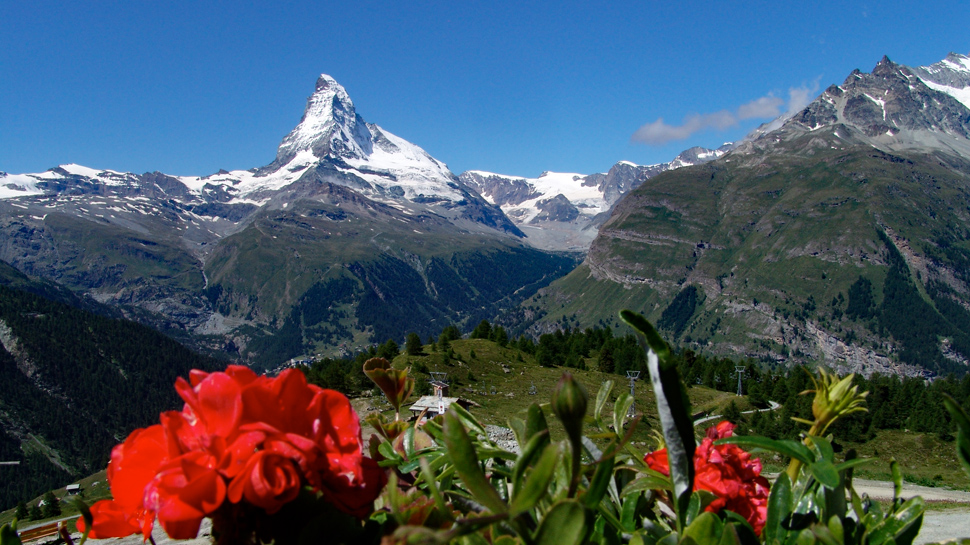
[0,284,222,510]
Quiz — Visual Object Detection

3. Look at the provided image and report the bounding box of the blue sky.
[2,1,969,178]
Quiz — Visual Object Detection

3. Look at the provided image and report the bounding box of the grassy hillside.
[526,143,970,376]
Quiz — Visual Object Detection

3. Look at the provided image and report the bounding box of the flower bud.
[363,358,415,418]
[552,372,588,442]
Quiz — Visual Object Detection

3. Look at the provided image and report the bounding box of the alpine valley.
[3,52,970,379]
[0,75,722,368]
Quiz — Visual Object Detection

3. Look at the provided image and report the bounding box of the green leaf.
[443,409,507,514]
[794,528,817,545]
[620,309,671,361]
[827,515,844,544]
[942,394,970,478]
[686,492,702,526]
[526,403,550,444]
[535,500,587,545]
[583,453,615,510]
[620,494,640,532]
[451,402,489,439]
[834,457,872,473]
[510,442,560,516]
[621,475,672,497]
[596,380,615,424]
[890,459,903,504]
[867,496,925,545]
[683,512,723,543]
[512,429,551,493]
[808,460,840,490]
[0,523,21,545]
[808,436,835,463]
[613,393,634,435]
[715,436,815,464]
[764,472,792,545]
[419,456,453,522]
[721,521,760,545]
[621,310,694,531]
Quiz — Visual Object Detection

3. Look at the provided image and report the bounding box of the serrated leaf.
[535,500,587,545]
[620,494,639,532]
[443,409,507,515]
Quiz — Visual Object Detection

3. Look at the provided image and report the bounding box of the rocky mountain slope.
[525,53,970,377]
[0,75,575,366]
[459,145,731,252]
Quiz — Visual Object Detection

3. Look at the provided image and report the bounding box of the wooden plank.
[19,522,61,542]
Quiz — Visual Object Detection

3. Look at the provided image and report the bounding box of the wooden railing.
[18,521,62,543]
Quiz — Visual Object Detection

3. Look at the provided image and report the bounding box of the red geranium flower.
[644,421,770,535]
[78,366,386,541]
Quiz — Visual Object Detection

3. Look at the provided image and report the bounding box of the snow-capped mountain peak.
[274,74,373,167]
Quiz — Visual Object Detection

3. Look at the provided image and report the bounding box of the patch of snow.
[0,173,45,199]
[920,80,970,111]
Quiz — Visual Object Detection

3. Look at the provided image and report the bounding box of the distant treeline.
[303,319,970,445]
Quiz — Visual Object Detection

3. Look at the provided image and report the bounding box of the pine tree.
[29,503,43,521]
[405,332,423,356]
[42,490,60,518]
[15,500,28,521]
[471,320,492,339]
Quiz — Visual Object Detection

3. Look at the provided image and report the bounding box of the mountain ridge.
[521,52,970,377]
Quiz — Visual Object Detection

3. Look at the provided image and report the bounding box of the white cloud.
[737,96,784,120]
[631,82,820,146]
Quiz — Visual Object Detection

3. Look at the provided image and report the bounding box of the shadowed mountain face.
[525,53,970,377]
[0,75,574,367]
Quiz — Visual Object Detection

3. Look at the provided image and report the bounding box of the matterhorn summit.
[273,74,374,166]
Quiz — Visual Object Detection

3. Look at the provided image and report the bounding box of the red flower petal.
[76,500,144,539]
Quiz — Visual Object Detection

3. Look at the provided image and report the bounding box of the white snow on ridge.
[0,173,45,199]
[179,149,317,195]
[920,80,970,111]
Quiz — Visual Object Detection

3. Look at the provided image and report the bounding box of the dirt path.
[852,478,970,544]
